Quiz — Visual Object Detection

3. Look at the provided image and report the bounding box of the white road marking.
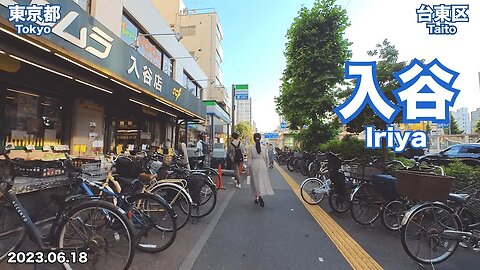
[318,257,324,262]
[179,190,236,270]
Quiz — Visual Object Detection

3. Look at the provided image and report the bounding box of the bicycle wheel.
[128,192,177,253]
[300,162,309,176]
[380,200,407,231]
[350,185,381,225]
[0,199,26,261]
[191,182,217,218]
[307,161,319,178]
[300,178,327,205]
[401,203,461,264]
[287,159,295,171]
[56,200,135,270]
[328,189,350,213]
[150,184,191,230]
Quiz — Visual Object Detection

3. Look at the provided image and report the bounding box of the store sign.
[172,87,182,101]
[0,0,206,118]
[235,84,248,100]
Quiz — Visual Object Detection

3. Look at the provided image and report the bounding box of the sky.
[184,0,480,133]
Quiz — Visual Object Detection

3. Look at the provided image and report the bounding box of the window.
[121,11,173,77]
[180,26,196,36]
[73,0,92,14]
[163,56,173,77]
[460,146,480,154]
[443,145,462,155]
[4,89,63,147]
[182,71,201,99]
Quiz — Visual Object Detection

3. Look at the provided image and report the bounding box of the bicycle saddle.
[448,193,470,205]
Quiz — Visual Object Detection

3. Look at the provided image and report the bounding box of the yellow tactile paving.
[275,163,384,270]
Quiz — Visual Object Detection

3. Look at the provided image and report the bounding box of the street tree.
[475,121,480,133]
[343,39,407,133]
[444,113,463,134]
[275,0,351,148]
[235,121,254,145]
[425,122,432,134]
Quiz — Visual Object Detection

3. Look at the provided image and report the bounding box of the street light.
[188,78,214,85]
[170,56,199,60]
[129,32,183,49]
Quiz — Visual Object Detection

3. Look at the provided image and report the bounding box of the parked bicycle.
[0,150,135,269]
[63,154,178,253]
[400,188,480,264]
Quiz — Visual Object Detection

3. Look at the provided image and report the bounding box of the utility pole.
[231,84,236,135]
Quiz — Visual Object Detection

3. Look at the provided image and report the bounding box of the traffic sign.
[280,122,287,128]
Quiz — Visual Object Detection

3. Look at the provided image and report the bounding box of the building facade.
[0,0,208,161]
[471,108,480,133]
[235,98,252,126]
[153,0,231,143]
[452,107,471,134]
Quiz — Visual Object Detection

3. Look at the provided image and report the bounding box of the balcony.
[208,86,230,111]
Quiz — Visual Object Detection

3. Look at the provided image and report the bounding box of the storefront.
[0,1,206,164]
[204,100,231,146]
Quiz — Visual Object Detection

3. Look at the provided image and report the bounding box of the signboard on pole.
[235,84,249,100]
[264,133,279,139]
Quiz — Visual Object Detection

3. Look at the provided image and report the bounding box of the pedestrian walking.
[178,137,190,170]
[228,132,245,188]
[247,133,274,207]
[267,143,275,168]
[194,134,206,168]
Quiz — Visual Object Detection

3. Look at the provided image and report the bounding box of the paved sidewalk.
[189,167,351,270]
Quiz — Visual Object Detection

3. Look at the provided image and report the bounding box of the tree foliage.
[275,0,351,147]
[234,121,254,145]
[344,39,407,133]
[474,120,480,133]
[444,113,463,134]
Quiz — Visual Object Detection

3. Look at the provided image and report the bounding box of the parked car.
[418,143,480,166]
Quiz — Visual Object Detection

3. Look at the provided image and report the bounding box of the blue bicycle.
[63,154,178,253]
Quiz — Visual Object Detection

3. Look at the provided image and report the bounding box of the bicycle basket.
[81,162,112,182]
[465,197,480,220]
[395,170,454,202]
[349,163,383,181]
[115,157,143,178]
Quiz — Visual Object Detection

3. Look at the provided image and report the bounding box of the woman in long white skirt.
[247,133,274,207]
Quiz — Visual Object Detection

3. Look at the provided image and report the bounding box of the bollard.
[217,164,225,190]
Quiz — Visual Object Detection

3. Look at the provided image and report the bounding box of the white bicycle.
[300,161,330,205]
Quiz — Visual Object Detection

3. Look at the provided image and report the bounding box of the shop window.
[3,89,63,147]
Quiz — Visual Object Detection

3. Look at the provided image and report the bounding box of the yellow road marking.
[275,163,383,270]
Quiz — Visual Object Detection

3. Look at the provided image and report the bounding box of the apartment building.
[452,107,471,134]
[471,108,480,132]
[235,98,252,125]
[153,0,231,142]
